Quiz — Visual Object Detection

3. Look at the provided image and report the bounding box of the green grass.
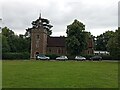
[2,60,118,88]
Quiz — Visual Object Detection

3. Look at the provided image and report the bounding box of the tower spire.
[39,11,41,19]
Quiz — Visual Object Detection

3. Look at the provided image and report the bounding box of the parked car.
[56,56,68,60]
[37,54,50,60]
[75,56,86,61]
[90,56,102,61]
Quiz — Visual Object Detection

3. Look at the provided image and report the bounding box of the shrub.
[81,54,94,60]
[101,55,112,60]
[45,54,60,59]
[67,54,119,60]
[2,52,30,60]
[101,55,120,60]
[67,55,76,60]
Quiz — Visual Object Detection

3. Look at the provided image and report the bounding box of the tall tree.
[95,31,114,51]
[26,16,53,37]
[66,19,88,55]
[2,27,16,52]
[2,27,14,37]
[107,28,120,58]
[2,27,30,53]
[2,35,10,53]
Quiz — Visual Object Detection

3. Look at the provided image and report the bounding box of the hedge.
[67,54,94,60]
[2,52,30,60]
[45,54,60,60]
[95,55,119,60]
[2,52,119,60]
[67,54,119,60]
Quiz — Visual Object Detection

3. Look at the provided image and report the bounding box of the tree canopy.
[107,28,120,59]
[95,31,115,51]
[66,19,90,55]
[2,27,30,53]
[26,17,53,36]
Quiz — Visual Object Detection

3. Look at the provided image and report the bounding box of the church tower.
[30,26,47,59]
[27,14,53,59]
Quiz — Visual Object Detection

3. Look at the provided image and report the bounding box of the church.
[26,15,94,59]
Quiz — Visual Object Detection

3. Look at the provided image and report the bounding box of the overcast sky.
[0,0,119,36]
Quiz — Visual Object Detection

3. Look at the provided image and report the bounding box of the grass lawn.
[2,60,118,88]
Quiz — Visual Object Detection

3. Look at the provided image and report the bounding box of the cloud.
[119,1,120,27]
[1,0,119,36]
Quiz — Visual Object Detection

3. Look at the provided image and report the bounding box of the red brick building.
[47,37,67,55]
[28,16,94,59]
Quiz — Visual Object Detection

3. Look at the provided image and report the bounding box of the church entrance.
[35,52,39,60]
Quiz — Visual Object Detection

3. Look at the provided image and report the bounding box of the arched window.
[58,48,61,54]
[36,41,39,48]
[49,48,51,53]
[35,52,39,60]
[36,35,40,39]
[88,50,89,54]
[36,52,39,55]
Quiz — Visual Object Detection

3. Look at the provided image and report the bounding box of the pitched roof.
[47,37,66,47]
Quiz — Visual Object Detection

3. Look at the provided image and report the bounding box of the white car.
[56,56,68,60]
[75,56,86,61]
[37,54,50,60]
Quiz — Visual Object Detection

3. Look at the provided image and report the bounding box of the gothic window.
[49,48,51,53]
[36,40,39,48]
[61,48,64,54]
[36,35,40,39]
[58,48,61,54]
[88,50,89,54]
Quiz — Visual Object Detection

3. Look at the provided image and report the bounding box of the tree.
[2,27,14,37]
[2,27,30,53]
[18,34,31,52]
[2,35,10,53]
[95,31,114,51]
[107,28,120,59]
[26,16,53,37]
[66,19,88,55]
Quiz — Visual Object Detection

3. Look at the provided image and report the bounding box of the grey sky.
[0,0,119,36]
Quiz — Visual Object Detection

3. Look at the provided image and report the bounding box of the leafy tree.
[26,16,53,36]
[95,31,114,51]
[18,34,31,52]
[107,28,120,58]
[2,27,16,52]
[66,19,88,55]
[2,27,30,53]
[2,35,10,52]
